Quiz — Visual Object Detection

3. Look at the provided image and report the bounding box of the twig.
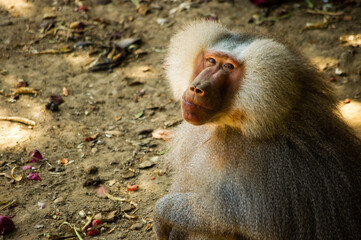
[59,222,84,240]
[12,87,39,96]
[103,191,138,208]
[104,191,128,202]
[0,199,16,211]
[306,9,344,16]
[0,116,36,126]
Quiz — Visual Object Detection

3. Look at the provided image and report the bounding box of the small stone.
[154,169,166,176]
[94,213,103,221]
[164,119,182,128]
[139,160,155,169]
[54,197,65,205]
[0,160,6,167]
[130,222,143,230]
[91,147,98,154]
[78,210,86,218]
[103,210,117,222]
[121,170,135,179]
[84,166,98,174]
[335,68,346,76]
[150,156,160,163]
[121,202,135,212]
[34,224,44,229]
[157,18,168,26]
[104,130,123,136]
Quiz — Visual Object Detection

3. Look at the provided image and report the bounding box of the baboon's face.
[182,51,244,125]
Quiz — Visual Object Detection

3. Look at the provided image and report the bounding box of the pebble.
[121,170,135,179]
[105,130,123,136]
[150,156,160,163]
[94,213,102,221]
[335,68,346,76]
[54,197,65,205]
[84,166,98,174]
[79,210,86,218]
[91,147,98,154]
[122,203,134,212]
[0,160,6,167]
[139,160,155,169]
[130,222,143,230]
[34,224,44,229]
[157,18,168,26]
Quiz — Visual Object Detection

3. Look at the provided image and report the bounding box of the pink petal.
[27,172,42,181]
[23,165,32,170]
[93,184,108,198]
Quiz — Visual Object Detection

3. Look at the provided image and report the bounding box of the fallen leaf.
[0,172,12,179]
[43,13,57,19]
[135,111,144,119]
[59,158,69,165]
[303,21,328,31]
[152,129,174,141]
[85,133,99,142]
[136,4,149,15]
[115,38,141,49]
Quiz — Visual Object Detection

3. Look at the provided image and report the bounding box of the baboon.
[154,21,361,240]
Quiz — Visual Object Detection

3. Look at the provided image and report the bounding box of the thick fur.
[155,21,361,240]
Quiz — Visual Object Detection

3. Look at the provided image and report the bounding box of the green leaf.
[135,111,144,119]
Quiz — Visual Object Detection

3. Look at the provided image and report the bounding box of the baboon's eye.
[207,58,216,64]
[224,63,235,70]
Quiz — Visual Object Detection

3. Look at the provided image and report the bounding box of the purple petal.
[23,165,32,170]
[38,202,45,209]
[27,173,42,181]
[29,149,43,162]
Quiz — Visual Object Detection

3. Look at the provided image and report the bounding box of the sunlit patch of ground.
[311,56,339,71]
[0,0,34,17]
[121,65,158,79]
[0,122,36,149]
[340,100,361,138]
[64,53,93,70]
[0,99,48,150]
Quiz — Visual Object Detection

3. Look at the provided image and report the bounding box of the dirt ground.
[0,0,360,239]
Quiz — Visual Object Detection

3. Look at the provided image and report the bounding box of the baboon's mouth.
[181,99,216,125]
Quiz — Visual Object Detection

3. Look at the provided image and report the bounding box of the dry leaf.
[136,4,149,15]
[11,166,24,181]
[152,129,174,141]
